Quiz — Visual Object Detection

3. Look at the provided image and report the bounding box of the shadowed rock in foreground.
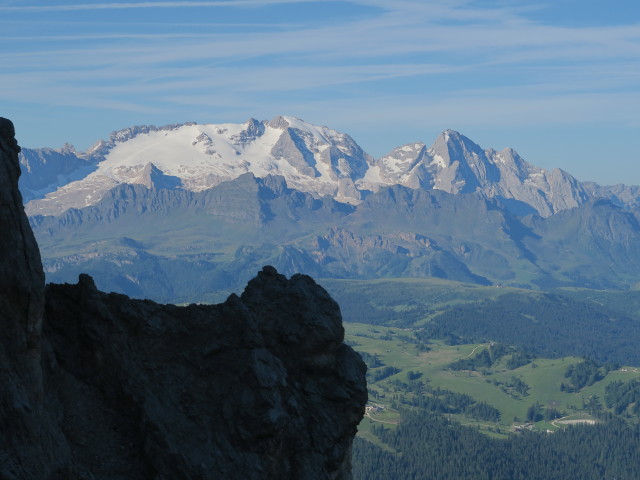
[0,118,367,479]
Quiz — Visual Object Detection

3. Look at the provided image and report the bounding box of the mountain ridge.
[1,116,367,480]
[29,172,640,302]
[21,116,640,299]
[20,116,640,218]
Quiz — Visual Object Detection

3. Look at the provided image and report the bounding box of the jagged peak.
[59,143,76,154]
[84,138,109,155]
[257,174,290,195]
[108,122,197,145]
[22,117,629,218]
[140,161,161,174]
[424,130,485,173]
[131,162,182,190]
[435,129,481,149]
[442,128,462,139]
[382,142,426,156]
[268,115,291,129]
[235,117,266,142]
[267,116,328,135]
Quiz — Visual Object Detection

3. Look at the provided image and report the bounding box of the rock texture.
[23,118,640,220]
[0,118,367,479]
[23,117,374,215]
[367,130,592,217]
[18,143,98,203]
[0,117,55,478]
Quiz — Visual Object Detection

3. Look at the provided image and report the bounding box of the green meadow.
[346,323,640,437]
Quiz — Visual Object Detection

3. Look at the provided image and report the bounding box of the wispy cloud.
[3,0,640,183]
[4,22,638,73]
[3,0,639,117]
[0,0,316,12]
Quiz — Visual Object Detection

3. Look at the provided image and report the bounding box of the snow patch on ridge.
[23,119,596,218]
[25,117,373,214]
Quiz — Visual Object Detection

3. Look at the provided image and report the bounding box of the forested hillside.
[346,321,640,479]
[353,412,640,480]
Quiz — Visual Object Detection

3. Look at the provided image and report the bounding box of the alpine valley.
[22,116,640,303]
[18,116,640,479]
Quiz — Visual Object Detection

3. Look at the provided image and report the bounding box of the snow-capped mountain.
[362,130,591,216]
[18,143,97,203]
[24,116,372,215]
[20,116,639,217]
[20,117,640,298]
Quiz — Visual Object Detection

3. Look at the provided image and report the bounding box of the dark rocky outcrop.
[0,117,56,479]
[0,118,367,479]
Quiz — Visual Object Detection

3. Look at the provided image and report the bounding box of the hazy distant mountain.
[521,198,640,289]
[582,182,640,210]
[21,117,640,301]
[19,143,98,203]
[23,116,372,216]
[28,172,640,302]
[20,116,640,218]
[364,130,591,217]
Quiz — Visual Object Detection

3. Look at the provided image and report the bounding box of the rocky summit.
[0,117,367,479]
[22,116,640,218]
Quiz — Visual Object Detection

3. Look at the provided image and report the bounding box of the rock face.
[366,130,592,217]
[23,117,374,215]
[0,119,367,479]
[0,117,53,478]
[24,118,639,220]
[18,143,97,203]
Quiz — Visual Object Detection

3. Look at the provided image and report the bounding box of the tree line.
[353,411,640,479]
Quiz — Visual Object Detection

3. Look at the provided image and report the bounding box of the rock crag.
[0,118,367,479]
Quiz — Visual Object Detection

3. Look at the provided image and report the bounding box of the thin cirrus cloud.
[3,1,638,60]
[4,23,636,71]
[2,1,638,93]
[0,1,317,12]
[0,61,468,103]
[2,0,640,184]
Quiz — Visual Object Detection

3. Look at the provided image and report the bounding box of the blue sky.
[1,0,639,185]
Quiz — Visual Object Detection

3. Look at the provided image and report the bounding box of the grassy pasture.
[346,323,640,437]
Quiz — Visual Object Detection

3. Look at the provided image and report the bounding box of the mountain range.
[21,115,640,217]
[21,116,640,302]
[1,116,366,479]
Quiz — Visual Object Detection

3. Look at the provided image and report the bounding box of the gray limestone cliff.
[0,118,367,479]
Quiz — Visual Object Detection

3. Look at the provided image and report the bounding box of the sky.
[1,0,639,185]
